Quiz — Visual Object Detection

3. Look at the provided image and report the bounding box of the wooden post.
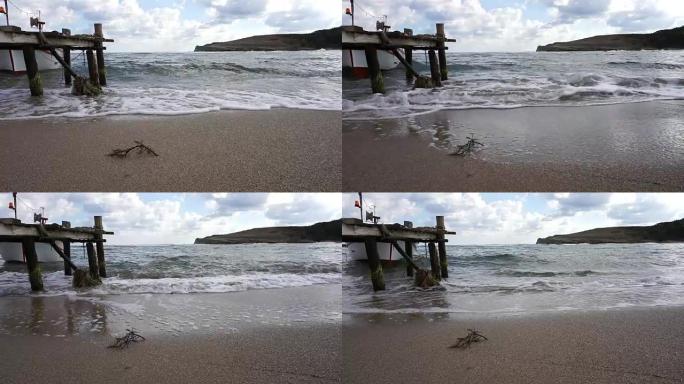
[436,216,448,278]
[364,237,385,291]
[22,238,43,291]
[86,242,99,280]
[404,221,414,277]
[62,221,72,276]
[428,242,441,280]
[428,49,442,87]
[364,46,384,94]
[436,23,448,81]
[404,28,413,80]
[93,24,107,86]
[94,216,106,278]
[62,29,72,87]
[86,49,100,87]
[22,46,42,96]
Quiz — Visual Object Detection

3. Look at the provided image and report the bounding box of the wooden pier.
[0,216,113,291]
[342,216,455,291]
[342,23,455,93]
[0,23,113,96]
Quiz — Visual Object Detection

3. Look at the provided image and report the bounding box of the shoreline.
[0,109,341,191]
[343,306,684,384]
[0,285,341,383]
[343,100,684,192]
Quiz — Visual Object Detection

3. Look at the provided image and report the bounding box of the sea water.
[343,50,684,120]
[0,243,342,296]
[0,51,341,119]
[343,243,684,314]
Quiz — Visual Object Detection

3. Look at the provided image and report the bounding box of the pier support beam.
[86,49,100,87]
[22,46,43,96]
[404,28,413,81]
[428,49,442,87]
[428,242,441,280]
[61,221,72,276]
[93,24,107,86]
[94,216,106,278]
[436,216,448,278]
[364,46,384,94]
[436,23,448,81]
[86,242,99,281]
[404,221,414,277]
[364,237,385,291]
[61,29,72,87]
[22,238,43,291]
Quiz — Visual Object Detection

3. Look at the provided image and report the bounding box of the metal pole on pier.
[3,0,9,27]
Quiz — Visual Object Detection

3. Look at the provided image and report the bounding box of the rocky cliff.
[194,219,342,244]
[536,218,684,244]
[194,27,341,51]
[537,26,684,51]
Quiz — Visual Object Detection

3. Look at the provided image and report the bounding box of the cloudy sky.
[3,193,341,245]
[342,0,684,51]
[343,193,684,244]
[4,0,338,51]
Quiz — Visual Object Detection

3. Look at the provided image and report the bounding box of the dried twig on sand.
[450,135,484,157]
[108,329,146,349]
[449,329,488,349]
[108,141,159,158]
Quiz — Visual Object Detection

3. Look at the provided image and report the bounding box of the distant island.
[194,219,341,244]
[194,27,341,52]
[537,25,684,51]
[536,218,684,244]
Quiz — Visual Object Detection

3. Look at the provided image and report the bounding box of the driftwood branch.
[108,329,146,349]
[449,329,488,349]
[108,141,159,158]
[450,135,484,157]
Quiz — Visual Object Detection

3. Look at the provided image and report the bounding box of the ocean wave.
[495,269,599,277]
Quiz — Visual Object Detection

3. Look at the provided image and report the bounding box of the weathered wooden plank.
[0,223,111,240]
[342,222,452,241]
[342,29,454,48]
[0,30,111,48]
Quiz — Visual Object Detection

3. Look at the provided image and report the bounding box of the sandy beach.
[0,285,341,383]
[0,109,341,191]
[343,101,684,191]
[343,307,684,384]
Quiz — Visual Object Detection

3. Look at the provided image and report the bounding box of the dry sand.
[343,101,684,191]
[343,308,684,384]
[0,109,341,191]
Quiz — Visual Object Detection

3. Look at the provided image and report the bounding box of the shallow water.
[343,50,684,119]
[0,51,341,119]
[343,243,684,314]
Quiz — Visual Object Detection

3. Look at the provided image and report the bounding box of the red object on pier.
[345,7,352,15]
[354,200,361,208]
[8,202,14,210]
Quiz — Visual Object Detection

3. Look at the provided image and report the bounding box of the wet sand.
[343,101,684,191]
[0,109,341,191]
[0,285,341,383]
[343,307,684,384]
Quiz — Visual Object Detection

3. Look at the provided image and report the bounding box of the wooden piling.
[404,221,414,277]
[61,221,72,276]
[364,237,385,291]
[428,49,442,87]
[404,28,413,80]
[364,46,384,94]
[94,216,106,278]
[436,216,448,278]
[86,49,100,87]
[22,46,42,96]
[428,242,441,280]
[93,24,107,86]
[61,29,72,87]
[22,237,43,291]
[86,242,99,280]
[436,23,448,81]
